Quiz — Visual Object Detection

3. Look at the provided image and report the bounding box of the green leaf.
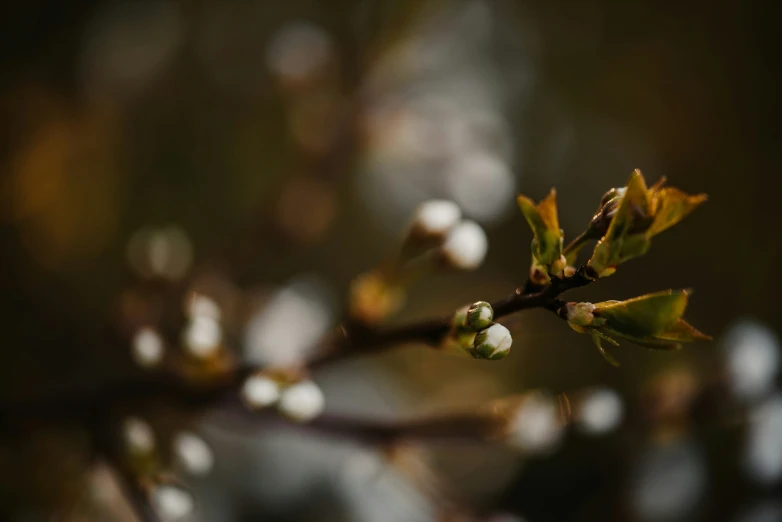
[593,289,690,338]
[647,187,708,237]
[587,170,707,278]
[517,189,563,269]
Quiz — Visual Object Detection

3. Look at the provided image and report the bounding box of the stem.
[562,229,596,263]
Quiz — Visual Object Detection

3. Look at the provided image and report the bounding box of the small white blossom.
[440,220,488,270]
[151,484,193,521]
[241,374,281,409]
[132,327,164,368]
[278,380,325,422]
[182,316,222,359]
[173,432,214,476]
[472,323,512,360]
[123,417,155,455]
[576,388,624,436]
[744,393,782,484]
[411,200,461,237]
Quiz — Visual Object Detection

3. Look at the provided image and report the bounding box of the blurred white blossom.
[440,220,488,270]
[182,315,222,359]
[241,374,281,410]
[631,438,706,522]
[173,432,214,476]
[576,388,624,436]
[151,484,193,521]
[132,327,164,368]
[338,448,435,522]
[278,380,326,422]
[244,276,335,367]
[722,319,780,402]
[447,150,515,222]
[123,417,155,455]
[411,199,462,237]
[186,294,222,321]
[506,393,565,455]
[744,393,782,484]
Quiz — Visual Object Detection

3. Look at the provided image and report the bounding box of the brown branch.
[308,265,595,369]
[0,267,593,433]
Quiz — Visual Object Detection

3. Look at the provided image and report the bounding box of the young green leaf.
[517,189,565,274]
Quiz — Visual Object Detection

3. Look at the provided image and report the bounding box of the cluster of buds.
[241,371,325,423]
[448,301,512,360]
[349,200,488,325]
[586,170,707,278]
[517,170,707,281]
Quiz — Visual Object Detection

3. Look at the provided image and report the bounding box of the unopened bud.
[590,187,626,236]
[241,374,281,409]
[466,301,494,331]
[278,380,325,422]
[564,302,596,328]
[411,200,462,238]
[440,220,488,270]
[472,323,512,360]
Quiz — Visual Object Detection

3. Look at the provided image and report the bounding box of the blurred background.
[1,0,781,521]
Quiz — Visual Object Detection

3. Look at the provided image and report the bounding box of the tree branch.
[0,267,593,430]
[308,265,595,368]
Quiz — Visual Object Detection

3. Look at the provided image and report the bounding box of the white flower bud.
[466,301,494,331]
[576,388,624,435]
[278,380,325,422]
[173,432,214,476]
[123,417,155,455]
[132,327,164,368]
[472,323,512,360]
[151,484,193,521]
[440,220,488,270]
[182,316,222,359]
[411,200,461,237]
[241,374,281,409]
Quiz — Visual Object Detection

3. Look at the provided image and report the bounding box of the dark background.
[1,1,781,521]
